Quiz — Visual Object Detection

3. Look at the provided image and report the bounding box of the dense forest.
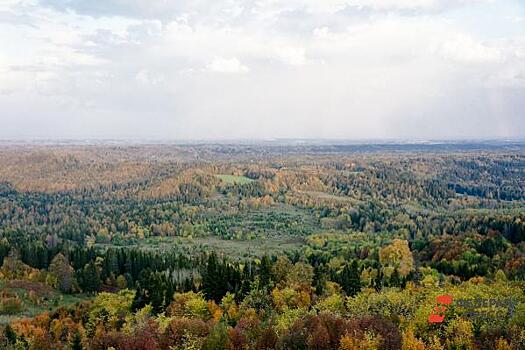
[0,143,524,349]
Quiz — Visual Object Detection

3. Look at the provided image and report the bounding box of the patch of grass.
[206,205,320,239]
[106,204,321,258]
[130,235,305,259]
[0,279,90,324]
[216,174,254,185]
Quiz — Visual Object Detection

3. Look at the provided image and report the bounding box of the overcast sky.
[1,0,524,140]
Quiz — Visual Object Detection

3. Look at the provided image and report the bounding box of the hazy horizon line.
[1,137,524,145]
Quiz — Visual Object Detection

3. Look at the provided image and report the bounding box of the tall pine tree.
[340,260,362,296]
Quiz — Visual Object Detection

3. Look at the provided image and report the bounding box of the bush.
[0,296,23,315]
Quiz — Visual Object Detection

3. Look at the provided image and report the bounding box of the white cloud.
[275,46,309,66]
[206,57,249,73]
[252,0,493,16]
[345,0,493,11]
[0,0,524,139]
[348,0,437,10]
[439,35,502,64]
[135,69,165,85]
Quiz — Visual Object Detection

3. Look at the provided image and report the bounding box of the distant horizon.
[1,137,524,145]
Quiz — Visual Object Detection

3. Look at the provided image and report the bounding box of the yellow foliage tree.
[402,328,425,350]
[340,331,382,350]
[379,239,414,277]
[445,319,474,350]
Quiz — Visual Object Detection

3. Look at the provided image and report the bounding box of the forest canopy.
[0,143,524,349]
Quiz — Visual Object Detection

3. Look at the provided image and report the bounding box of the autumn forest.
[0,142,524,350]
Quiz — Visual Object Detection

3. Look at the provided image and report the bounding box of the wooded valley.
[0,142,524,349]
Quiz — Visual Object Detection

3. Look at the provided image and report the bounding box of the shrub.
[0,296,23,315]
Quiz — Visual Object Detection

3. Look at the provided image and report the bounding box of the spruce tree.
[340,260,362,296]
[81,261,101,293]
[259,255,272,289]
[70,331,83,350]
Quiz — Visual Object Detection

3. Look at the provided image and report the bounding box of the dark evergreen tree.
[259,255,272,289]
[3,324,17,345]
[313,264,328,296]
[70,331,83,350]
[202,252,222,302]
[373,267,383,291]
[389,268,401,287]
[132,268,153,311]
[80,261,101,293]
[340,260,362,296]
[103,249,119,279]
[237,263,253,303]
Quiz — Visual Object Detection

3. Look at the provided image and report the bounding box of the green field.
[136,235,305,259]
[216,174,255,184]
[0,279,90,324]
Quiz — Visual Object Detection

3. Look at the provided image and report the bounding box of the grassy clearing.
[121,235,305,259]
[205,205,321,239]
[101,204,319,258]
[216,174,254,184]
[0,279,90,324]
